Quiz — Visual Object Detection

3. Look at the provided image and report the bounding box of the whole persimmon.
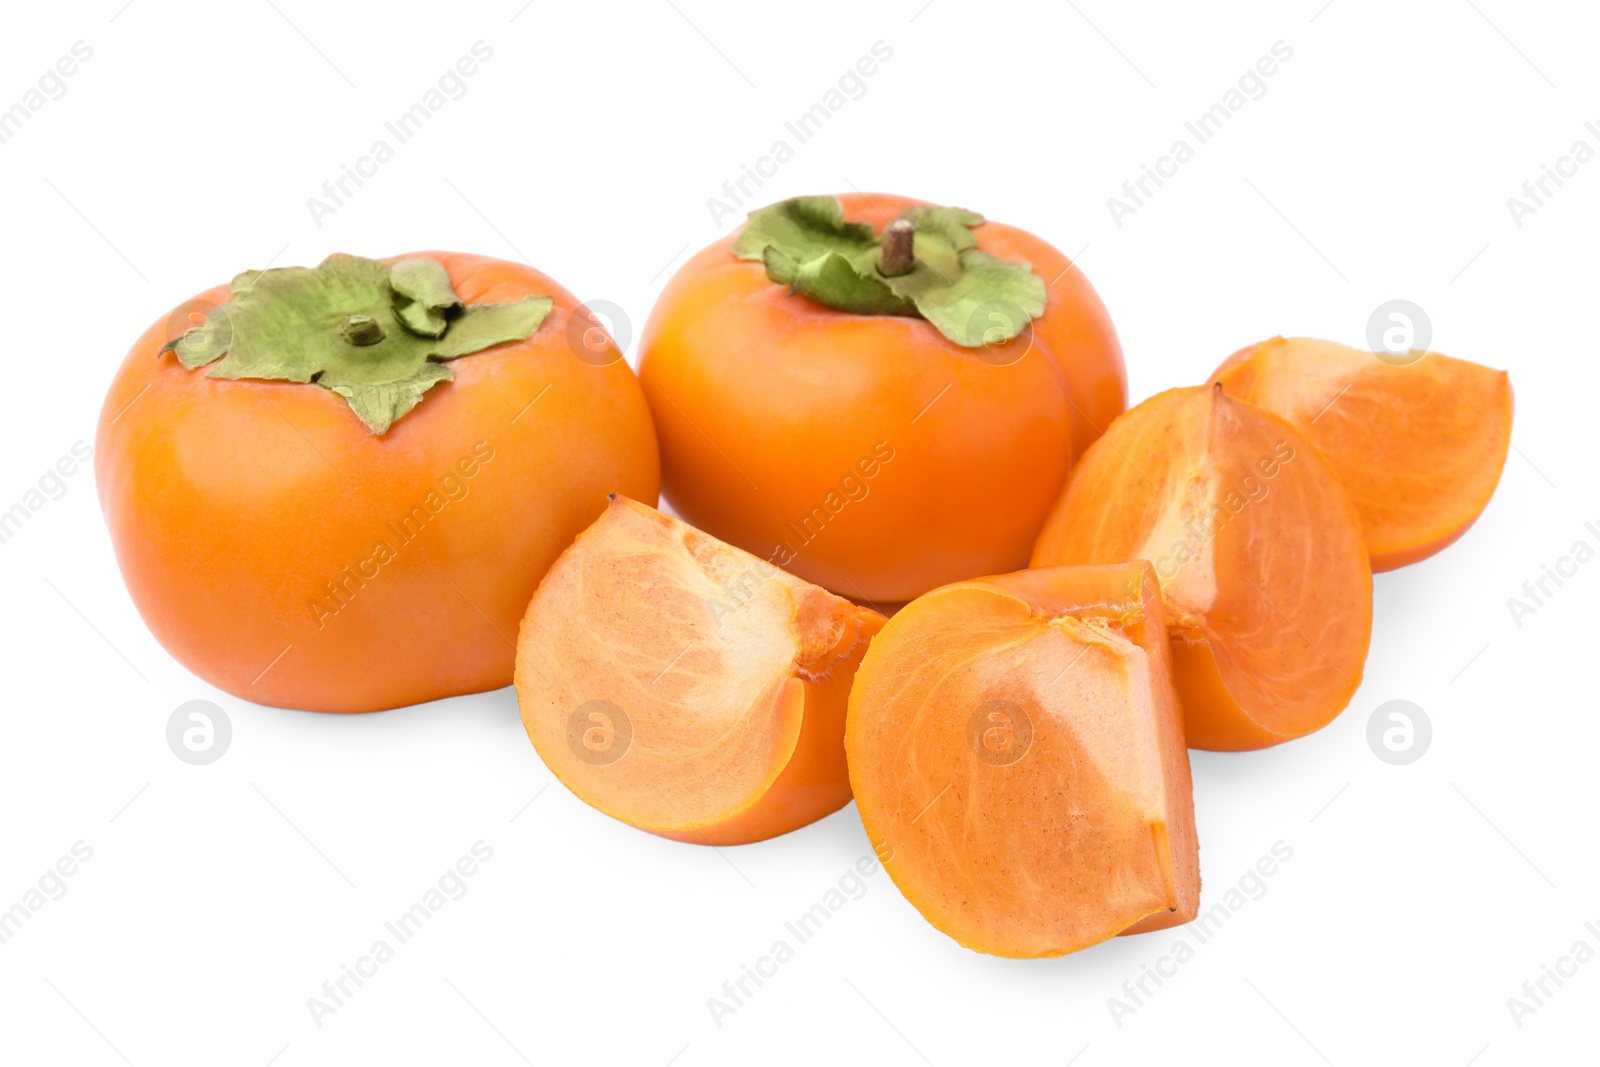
[97,252,659,713]
[639,194,1124,604]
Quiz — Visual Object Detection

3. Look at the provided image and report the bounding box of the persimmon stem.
[879,219,915,277]
[342,314,385,346]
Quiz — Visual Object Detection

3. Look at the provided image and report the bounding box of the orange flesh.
[1213,337,1513,571]
[515,496,883,845]
[845,562,1198,958]
[1032,386,1372,750]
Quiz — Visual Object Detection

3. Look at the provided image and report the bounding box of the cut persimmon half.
[1032,385,1372,750]
[845,562,1198,958]
[1213,337,1513,571]
[516,496,884,845]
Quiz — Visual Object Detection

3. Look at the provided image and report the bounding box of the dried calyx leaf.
[163,254,553,433]
[731,196,1047,347]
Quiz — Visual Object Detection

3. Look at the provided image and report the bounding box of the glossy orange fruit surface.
[97,252,659,712]
[639,192,1125,603]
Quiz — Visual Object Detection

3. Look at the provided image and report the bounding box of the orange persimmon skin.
[96,253,660,713]
[1213,337,1514,571]
[638,193,1125,604]
[1033,386,1372,750]
[846,561,1198,958]
[517,497,884,845]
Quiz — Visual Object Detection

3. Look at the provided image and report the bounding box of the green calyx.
[731,196,1047,347]
[163,254,553,433]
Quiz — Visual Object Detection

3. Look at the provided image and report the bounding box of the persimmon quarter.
[846,562,1199,958]
[1032,385,1372,750]
[1213,337,1514,570]
[515,496,884,845]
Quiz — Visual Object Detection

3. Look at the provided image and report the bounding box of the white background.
[1,1,1595,1064]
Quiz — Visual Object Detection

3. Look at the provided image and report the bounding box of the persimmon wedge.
[846,562,1198,958]
[516,496,884,845]
[1032,385,1372,750]
[1213,337,1513,570]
